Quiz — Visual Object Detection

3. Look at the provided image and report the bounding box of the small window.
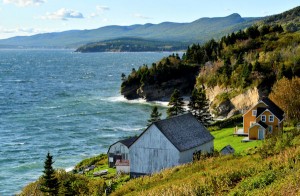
[269,125,273,133]
[269,115,274,122]
[261,115,266,122]
[252,110,257,116]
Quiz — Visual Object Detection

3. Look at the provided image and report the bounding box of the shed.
[107,136,137,168]
[129,113,214,178]
[220,145,235,155]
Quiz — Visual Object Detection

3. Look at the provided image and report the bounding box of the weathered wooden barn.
[107,136,137,168]
[129,113,214,177]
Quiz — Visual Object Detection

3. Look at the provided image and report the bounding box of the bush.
[209,114,243,130]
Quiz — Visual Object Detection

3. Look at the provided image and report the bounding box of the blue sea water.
[0,49,174,195]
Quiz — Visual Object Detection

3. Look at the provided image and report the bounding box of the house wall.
[179,141,214,164]
[129,125,180,177]
[108,142,129,167]
[108,142,129,158]
[249,125,259,140]
[243,102,267,133]
[255,110,281,135]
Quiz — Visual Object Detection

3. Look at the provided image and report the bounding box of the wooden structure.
[129,113,214,178]
[242,97,284,140]
[107,136,137,168]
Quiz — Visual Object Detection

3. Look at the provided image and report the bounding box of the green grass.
[111,127,300,196]
[211,126,262,154]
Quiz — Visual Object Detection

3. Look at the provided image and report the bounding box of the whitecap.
[113,126,144,132]
[101,95,169,107]
[65,166,74,172]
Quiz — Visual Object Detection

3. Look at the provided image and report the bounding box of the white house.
[129,113,214,178]
[107,136,137,168]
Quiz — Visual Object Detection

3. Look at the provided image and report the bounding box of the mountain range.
[0,13,261,48]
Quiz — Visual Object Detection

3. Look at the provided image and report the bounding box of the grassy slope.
[211,127,262,154]
[111,127,300,196]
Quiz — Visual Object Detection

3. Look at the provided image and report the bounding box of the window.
[269,125,273,133]
[269,115,274,122]
[252,110,257,116]
[261,115,266,122]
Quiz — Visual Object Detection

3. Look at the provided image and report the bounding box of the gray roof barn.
[154,113,214,152]
[129,113,214,177]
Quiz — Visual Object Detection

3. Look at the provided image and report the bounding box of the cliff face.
[206,85,268,118]
[121,77,195,101]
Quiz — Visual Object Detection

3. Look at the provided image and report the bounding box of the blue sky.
[0,0,299,39]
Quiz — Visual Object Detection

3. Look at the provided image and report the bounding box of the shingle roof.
[220,145,235,155]
[119,136,138,148]
[262,97,284,121]
[256,107,267,118]
[153,113,214,152]
[257,121,268,129]
[108,136,138,153]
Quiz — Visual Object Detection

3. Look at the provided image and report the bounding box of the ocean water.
[0,49,173,195]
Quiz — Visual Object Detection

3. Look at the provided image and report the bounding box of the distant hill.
[75,38,187,52]
[0,13,261,48]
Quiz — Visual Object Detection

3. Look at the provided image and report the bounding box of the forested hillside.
[75,38,186,52]
[0,13,259,48]
[121,7,300,119]
[121,24,299,96]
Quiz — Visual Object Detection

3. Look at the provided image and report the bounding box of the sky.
[0,0,299,39]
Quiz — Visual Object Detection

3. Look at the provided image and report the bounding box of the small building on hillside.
[129,113,214,178]
[241,97,284,140]
[107,136,137,168]
[220,145,235,155]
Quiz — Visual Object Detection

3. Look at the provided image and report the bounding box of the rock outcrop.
[121,77,195,101]
[206,85,268,118]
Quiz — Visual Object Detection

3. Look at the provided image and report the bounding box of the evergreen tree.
[167,89,185,117]
[40,152,59,196]
[188,87,212,126]
[147,106,162,126]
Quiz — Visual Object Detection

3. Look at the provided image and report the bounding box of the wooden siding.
[129,125,180,175]
[108,142,129,167]
[256,110,281,135]
[243,102,267,133]
[249,125,259,140]
[179,141,214,164]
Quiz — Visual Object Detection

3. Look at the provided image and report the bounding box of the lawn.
[211,126,262,154]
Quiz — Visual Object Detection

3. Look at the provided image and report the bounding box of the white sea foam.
[113,126,144,132]
[102,95,169,107]
[65,166,74,172]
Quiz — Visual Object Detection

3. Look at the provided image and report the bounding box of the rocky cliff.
[121,76,195,101]
[206,85,268,118]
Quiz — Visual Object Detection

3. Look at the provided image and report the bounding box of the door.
[258,128,265,140]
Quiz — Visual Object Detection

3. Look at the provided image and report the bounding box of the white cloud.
[88,5,109,18]
[96,5,109,12]
[0,26,44,34]
[3,0,45,7]
[40,8,84,20]
[133,13,152,20]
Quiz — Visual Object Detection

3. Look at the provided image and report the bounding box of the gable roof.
[261,97,284,121]
[220,145,235,155]
[257,121,268,129]
[153,113,214,152]
[108,136,138,153]
[256,107,267,118]
[119,136,138,148]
